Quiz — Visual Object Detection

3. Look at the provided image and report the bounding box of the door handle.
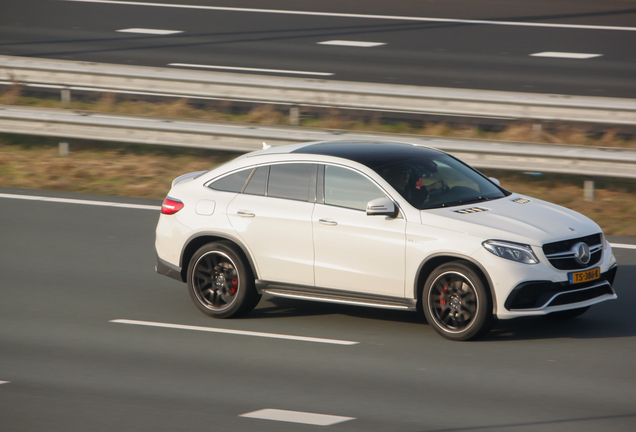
[237,210,255,218]
[319,218,338,226]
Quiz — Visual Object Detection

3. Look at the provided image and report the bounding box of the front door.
[313,165,407,297]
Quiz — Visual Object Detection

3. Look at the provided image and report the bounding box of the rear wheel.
[187,242,260,318]
[422,262,493,341]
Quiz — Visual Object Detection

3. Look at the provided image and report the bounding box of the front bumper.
[504,265,617,311]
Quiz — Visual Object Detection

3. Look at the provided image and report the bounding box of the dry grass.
[1,137,635,236]
[0,139,233,199]
[483,171,636,237]
[1,86,635,236]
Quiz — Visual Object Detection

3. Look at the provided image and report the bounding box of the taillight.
[161,197,184,215]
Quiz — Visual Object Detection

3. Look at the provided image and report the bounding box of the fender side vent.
[512,198,531,204]
[454,207,488,214]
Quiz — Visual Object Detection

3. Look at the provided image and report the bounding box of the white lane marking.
[111,319,359,345]
[61,1,636,32]
[0,193,160,211]
[168,63,333,76]
[318,40,386,47]
[530,52,603,59]
[240,409,355,426]
[611,243,636,250]
[117,28,183,35]
[2,193,634,251]
[0,381,9,385]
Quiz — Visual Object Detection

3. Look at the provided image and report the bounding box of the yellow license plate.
[569,267,601,284]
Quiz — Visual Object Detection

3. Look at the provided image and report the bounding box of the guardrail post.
[584,179,595,201]
[61,88,71,105]
[290,105,300,126]
[59,140,70,157]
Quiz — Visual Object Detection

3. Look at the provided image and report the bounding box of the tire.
[187,242,261,318]
[422,262,493,341]
[547,306,590,320]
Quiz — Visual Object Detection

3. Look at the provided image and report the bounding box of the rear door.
[227,163,317,286]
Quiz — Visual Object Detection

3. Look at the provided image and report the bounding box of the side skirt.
[256,281,417,311]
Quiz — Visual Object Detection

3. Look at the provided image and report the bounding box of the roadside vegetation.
[1,85,635,236]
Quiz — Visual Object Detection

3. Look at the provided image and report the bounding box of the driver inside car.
[386,164,447,207]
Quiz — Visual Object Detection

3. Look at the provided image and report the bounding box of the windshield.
[374,154,507,210]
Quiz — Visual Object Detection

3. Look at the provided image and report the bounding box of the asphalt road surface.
[1,187,635,432]
[1,0,635,97]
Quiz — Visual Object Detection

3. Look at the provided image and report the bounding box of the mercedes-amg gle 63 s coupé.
[156,141,617,340]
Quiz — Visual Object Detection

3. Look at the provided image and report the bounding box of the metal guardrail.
[1,104,636,179]
[1,55,636,125]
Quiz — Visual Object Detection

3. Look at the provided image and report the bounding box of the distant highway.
[0,0,635,97]
[1,187,635,431]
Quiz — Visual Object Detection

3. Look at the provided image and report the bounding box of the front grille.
[543,233,603,270]
[505,266,617,310]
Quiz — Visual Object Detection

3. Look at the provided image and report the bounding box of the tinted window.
[324,165,386,211]
[209,168,253,193]
[268,163,316,201]
[378,154,506,209]
[243,166,269,196]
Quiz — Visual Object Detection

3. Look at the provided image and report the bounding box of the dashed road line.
[117,28,183,35]
[0,193,160,211]
[61,0,636,32]
[168,63,333,76]
[0,381,9,385]
[530,52,603,59]
[240,409,355,426]
[318,40,386,47]
[111,319,359,345]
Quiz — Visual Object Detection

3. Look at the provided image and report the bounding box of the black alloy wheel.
[187,242,260,318]
[423,262,492,341]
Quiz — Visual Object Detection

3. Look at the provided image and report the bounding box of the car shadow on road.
[247,265,635,341]
[247,296,427,325]
[483,264,636,342]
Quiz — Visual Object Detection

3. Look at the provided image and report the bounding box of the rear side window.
[243,166,269,196]
[209,168,253,193]
[268,163,317,202]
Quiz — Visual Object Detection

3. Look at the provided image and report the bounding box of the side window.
[324,165,386,211]
[243,166,269,196]
[268,163,317,202]
[209,168,253,193]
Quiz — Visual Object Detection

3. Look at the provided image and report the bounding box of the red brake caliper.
[229,278,238,294]
[440,283,449,306]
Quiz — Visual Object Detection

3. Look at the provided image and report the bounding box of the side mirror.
[366,197,398,218]
[489,177,501,187]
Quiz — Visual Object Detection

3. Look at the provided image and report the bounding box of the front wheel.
[187,242,261,318]
[422,262,493,341]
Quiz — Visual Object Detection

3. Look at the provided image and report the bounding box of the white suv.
[155,141,617,340]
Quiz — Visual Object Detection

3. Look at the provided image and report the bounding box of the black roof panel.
[292,141,444,170]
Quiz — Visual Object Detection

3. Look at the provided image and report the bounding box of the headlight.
[483,240,539,264]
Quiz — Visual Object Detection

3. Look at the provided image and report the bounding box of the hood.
[420,194,601,246]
